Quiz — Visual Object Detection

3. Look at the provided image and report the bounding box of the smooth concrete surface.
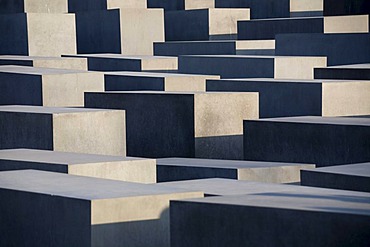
[238,17,323,40]
[324,15,369,34]
[68,0,146,12]
[290,0,323,13]
[0,149,156,183]
[0,65,104,107]
[64,54,178,72]
[244,116,370,167]
[165,8,250,41]
[154,40,275,56]
[0,0,67,13]
[161,177,368,196]
[85,91,258,159]
[207,78,370,117]
[75,9,164,55]
[0,13,76,56]
[179,55,326,79]
[301,162,370,192]
[315,64,370,80]
[0,55,88,70]
[0,105,126,156]
[275,33,370,66]
[104,71,220,92]
[0,170,203,247]
[216,0,289,19]
[156,158,314,183]
[324,0,370,16]
[170,189,370,247]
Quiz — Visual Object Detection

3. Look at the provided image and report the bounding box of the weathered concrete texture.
[324,0,370,16]
[0,0,67,13]
[275,33,370,66]
[156,158,314,183]
[75,9,163,55]
[104,71,219,92]
[179,55,326,79]
[244,116,370,167]
[147,0,214,11]
[207,78,370,118]
[68,0,146,12]
[0,105,126,156]
[154,40,275,56]
[0,65,104,107]
[170,189,370,247]
[0,170,203,247]
[0,149,155,183]
[165,8,250,41]
[238,17,323,40]
[315,64,370,80]
[0,13,76,56]
[215,0,289,19]
[85,91,258,159]
[64,54,177,72]
[301,163,370,193]
[0,55,87,70]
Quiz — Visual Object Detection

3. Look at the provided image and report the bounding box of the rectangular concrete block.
[68,0,147,12]
[0,13,76,56]
[314,64,370,80]
[161,177,367,196]
[0,105,126,156]
[238,17,323,40]
[207,78,370,117]
[0,55,87,70]
[290,0,323,17]
[154,40,275,56]
[156,158,314,183]
[275,33,370,65]
[75,9,164,55]
[0,0,67,13]
[0,170,203,247]
[215,0,290,19]
[170,188,370,247]
[243,116,370,167]
[85,91,258,159]
[179,55,326,79]
[148,0,214,10]
[0,65,104,107]
[324,0,370,16]
[64,54,178,72]
[104,71,219,92]
[324,15,369,34]
[301,162,370,193]
[165,8,250,41]
[0,149,155,183]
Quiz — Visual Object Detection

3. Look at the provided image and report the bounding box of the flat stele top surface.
[305,163,370,178]
[0,105,120,114]
[89,91,256,96]
[0,55,85,61]
[246,116,370,127]
[0,65,90,75]
[217,78,369,84]
[0,170,199,200]
[0,149,148,165]
[157,158,313,169]
[104,71,218,78]
[66,54,176,61]
[162,178,370,197]
[172,179,370,216]
[324,64,370,69]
